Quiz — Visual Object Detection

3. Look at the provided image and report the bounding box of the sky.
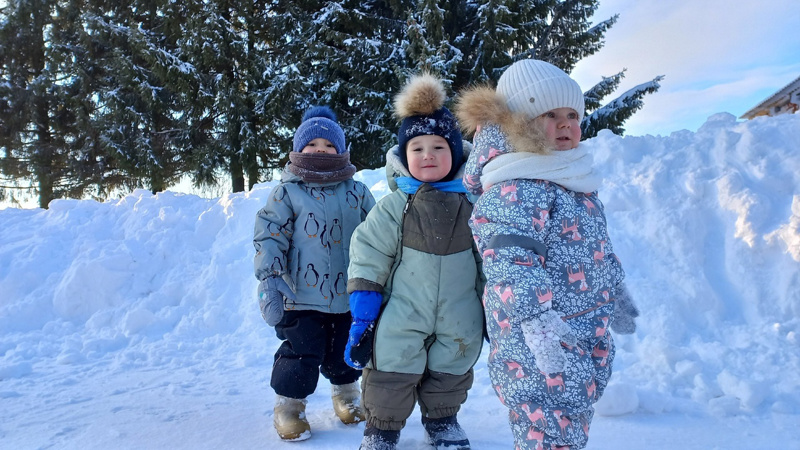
[571,0,800,137]
[1,112,799,449]
[2,0,800,210]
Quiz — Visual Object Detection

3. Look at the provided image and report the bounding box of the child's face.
[406,135,452,183]
[301,138,337,154]
[535,107,582,151]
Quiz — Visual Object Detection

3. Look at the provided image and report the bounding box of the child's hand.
[258,276,296,326]
[344,290,382,369]
[610,282,639,334]
[345,320,375,369]
[521,310,577,374]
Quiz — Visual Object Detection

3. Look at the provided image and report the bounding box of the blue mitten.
[610,282,639,334]
[521,310,577,374]
[344,290,382,369]
[258,276,296,326]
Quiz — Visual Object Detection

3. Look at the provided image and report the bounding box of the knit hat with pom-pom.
[293,106,347,154]
[395,73,463,181]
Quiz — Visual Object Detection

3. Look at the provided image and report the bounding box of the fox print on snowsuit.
[456,79,627,449]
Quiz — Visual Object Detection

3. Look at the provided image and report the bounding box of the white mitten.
[521,310,577,374]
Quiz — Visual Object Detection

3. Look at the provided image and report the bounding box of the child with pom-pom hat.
[345,74,485,450]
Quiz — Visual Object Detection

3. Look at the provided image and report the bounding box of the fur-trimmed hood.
[455,85,599,196]
[455,85,548,195]
[455,85,549,156]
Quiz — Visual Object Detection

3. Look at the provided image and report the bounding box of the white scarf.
[480,146,602,193]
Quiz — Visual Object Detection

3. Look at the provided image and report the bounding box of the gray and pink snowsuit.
[459,98,625,448]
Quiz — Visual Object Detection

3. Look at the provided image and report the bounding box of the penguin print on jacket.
[272,185,287,202]
[319,224,329,249]
[353,181,366,198]
[270,257,283,274]
[304,213,320,238]
[309,186,323,200]
[346,191,358,209]
[331,219,343,244]
[334,273,346,296]
[282,218,293,238]
[319,273,332,300]
[304,264,319,287]
[267,221,282,237]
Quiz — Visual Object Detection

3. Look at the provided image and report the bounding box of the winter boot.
[359,424,400,450]
[331,381,365,424]
[273,395,311,441]
[422,415,470,449]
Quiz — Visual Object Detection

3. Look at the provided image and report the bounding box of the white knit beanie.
[496,59,585,121]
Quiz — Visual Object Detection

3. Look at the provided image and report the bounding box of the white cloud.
[572,0,800,136]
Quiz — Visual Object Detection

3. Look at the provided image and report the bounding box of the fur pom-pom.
[394,73,446,119]
[302,105,337,123]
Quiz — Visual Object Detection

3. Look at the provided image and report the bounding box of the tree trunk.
[247,163,259,190]
[231,158,244,192]
[32,6,54,209]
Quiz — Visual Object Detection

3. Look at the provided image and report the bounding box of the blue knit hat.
[395,74,463,181]
[292,106,347,154]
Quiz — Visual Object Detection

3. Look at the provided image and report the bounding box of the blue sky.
[571,0,800,137]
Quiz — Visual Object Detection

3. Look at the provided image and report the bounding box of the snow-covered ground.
[1,112,799,449]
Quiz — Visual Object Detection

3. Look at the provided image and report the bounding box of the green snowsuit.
[347,144,485,430]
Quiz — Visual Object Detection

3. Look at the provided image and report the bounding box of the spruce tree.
[47,0,124,200]
[582,74,664,137]
[0,0,107,207]
[453,0,536,86]
[177,0,271,192]
[404,0,462,81]
[444,0,662,140]
[88,0,193,194]
[263,0,411,170]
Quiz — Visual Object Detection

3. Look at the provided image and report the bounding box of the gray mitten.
[610,282,639,334]
[521,310,577,374]
[258,276,296,326]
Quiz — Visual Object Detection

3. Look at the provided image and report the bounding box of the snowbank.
[1,112,798,448]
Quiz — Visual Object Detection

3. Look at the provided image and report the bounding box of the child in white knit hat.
[455,59,639,449]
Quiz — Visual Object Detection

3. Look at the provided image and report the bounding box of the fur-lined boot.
[331,381,365,424]
[273,395,311,441]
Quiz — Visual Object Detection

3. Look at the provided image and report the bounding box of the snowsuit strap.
[486,234,547,259]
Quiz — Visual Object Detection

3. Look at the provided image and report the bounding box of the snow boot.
[331,381,365,424]
[273,395,311,441]
[422,415,470,449]
[359,424,400,450]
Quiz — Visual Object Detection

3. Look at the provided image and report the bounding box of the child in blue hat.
[254,106,376,441]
